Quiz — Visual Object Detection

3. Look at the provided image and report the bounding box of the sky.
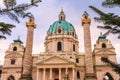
[0,0,120,64]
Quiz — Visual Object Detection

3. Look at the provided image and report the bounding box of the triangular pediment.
[37,56,74,65]
[94,49,115,55]
[5,53,23,58]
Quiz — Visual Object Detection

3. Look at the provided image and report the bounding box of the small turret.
[5,36,24,53]
[82,11,89,18]
[13,36,23,44]
[26,18,36,28]
[58,7,66,21]
[81,11,91,26]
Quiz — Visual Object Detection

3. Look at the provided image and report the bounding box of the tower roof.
[13,36,23,44]
[82,11,89,17]
[98,32,106,40]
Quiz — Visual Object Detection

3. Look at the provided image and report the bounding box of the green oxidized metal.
[13,38,23,44]
[98,35,106,40]
[48,20,75,35]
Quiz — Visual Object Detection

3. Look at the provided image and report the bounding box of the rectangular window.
[11,60,15,65]
[76,58,79,63]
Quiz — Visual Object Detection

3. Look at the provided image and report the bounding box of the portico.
[36,67,75,80]
[36,56,76,80]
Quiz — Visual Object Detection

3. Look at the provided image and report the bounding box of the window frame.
[13,46,17,51]
[102,43,106,48]
[11,59,16,65]
[57,42,62,51]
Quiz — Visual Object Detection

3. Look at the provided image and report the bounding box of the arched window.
[11,59,16,65]
[57,42,62,51]
[72,32,74,36]
[13,46,17,51]
[7,75,15,80]
[70,56,72,59]
[61,16,62,20]
[102,43,106,48]
[76,58,79,63]
[73,44,75,51]
[103,72,114,80]
[77,71,80,79]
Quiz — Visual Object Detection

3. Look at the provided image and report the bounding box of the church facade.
[1,9,119,80]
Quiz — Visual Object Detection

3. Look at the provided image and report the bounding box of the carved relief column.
[19,18,36,80]
[81,11,96,80]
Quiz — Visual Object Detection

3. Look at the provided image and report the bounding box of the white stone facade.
[1,10,120,80]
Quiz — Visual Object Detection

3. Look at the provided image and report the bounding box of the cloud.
[0,0,4,8]
[0,39,11,52]
[0,39,12,65]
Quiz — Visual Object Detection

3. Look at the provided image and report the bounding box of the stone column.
[37,69,39,80]
[50,68,52,80]
[43,68,46,80]
[65,68,69,80]
[19,18,36,80]
[81,11,96,80]
[65,68,68,75]
[72,68,75,80]
[59,68,61,80]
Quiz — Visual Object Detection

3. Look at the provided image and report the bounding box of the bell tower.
[19,18,36,80]
[81,11,96,80]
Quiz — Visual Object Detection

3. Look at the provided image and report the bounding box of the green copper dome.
[48,20,75,34]
[47,9,77,39]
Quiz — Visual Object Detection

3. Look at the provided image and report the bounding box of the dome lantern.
[58,7,66,21]
[47,8,77,39]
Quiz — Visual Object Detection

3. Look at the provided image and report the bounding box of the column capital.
[81,11,91,26]
[26,18,36,28]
